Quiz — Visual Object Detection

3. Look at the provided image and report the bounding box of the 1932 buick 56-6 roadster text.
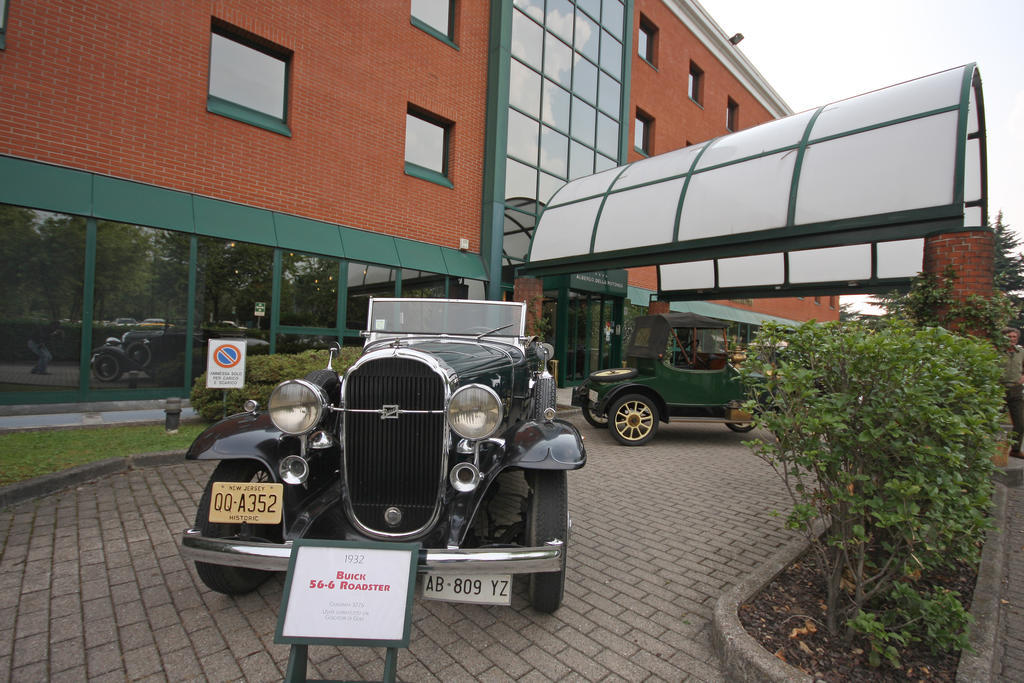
[180,298,585,612]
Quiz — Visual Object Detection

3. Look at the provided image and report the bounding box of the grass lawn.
[0,422,209,487]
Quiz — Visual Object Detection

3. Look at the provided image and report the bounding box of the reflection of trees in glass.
[0,205,86,321]
[196,237,273,327]
[280,252,338,327]
[93,223,190,323]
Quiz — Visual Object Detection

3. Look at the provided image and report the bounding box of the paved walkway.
[0,414,801,681]
[0,403,1018,680]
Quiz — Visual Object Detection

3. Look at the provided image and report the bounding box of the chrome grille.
[343,356,445,536]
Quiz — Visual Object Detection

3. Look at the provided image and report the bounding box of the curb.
[711,487,1008,681]
[0,450,187,509]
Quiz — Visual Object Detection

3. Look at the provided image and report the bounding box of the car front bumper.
[180,528,565,575]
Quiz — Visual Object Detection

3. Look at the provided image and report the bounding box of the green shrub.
[738,320,999,664]
[190,346,362,421]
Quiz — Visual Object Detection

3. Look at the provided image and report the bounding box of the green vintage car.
[571,312,753,446]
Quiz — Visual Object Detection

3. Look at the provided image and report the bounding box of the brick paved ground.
[0,416,800,682]
[997,484,1024,681]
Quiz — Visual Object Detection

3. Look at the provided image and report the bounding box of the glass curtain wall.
[503,0,626,275]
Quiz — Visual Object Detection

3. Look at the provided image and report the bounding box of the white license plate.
[208,482,283,524]
[421,573,512,605]
[588,389,598,403]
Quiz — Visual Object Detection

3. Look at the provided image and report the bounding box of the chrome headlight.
[268,379,327,435]
[447,384,503,440]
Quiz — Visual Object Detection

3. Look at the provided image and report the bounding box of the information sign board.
[275,539,419,647]
[205,339,247,389]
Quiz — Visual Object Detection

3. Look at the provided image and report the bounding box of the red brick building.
[0,0,830,404]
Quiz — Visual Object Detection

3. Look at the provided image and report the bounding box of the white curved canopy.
[524,64,987,299]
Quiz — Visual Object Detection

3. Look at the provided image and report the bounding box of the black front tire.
[92,354,121,382]
[194,460,280,595]
[609,393,659,446]
[526,469,568,613]
[726,422,755,433]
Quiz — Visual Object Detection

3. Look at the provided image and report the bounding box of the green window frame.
[634,109,653,156]
[207,21,292,137]
[638,15,657,67]
[410,0,457,49]
[688,61,704,107]
[0,0,9,50]
[727,97,739,132]
[405,107,453,188]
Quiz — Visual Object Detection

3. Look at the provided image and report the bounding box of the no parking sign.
[206,339,247,389]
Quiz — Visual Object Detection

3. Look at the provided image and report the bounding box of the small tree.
[739,320,1000,665]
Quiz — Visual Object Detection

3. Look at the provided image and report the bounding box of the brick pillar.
[513,276,544,336]
[923,230,994,301]
[648,300,671,315]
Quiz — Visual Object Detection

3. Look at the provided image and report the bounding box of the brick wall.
[0,0,490,253]
[924,230,995,299]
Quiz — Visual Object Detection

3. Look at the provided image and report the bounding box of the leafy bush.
[738,320,999,664]
[190,346,362,421]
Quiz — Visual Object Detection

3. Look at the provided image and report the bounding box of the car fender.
[185,411,283,477]
[600,384,668,423]
[506,418,586,470]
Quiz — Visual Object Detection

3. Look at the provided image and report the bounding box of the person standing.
[1001,326,1024,459]
[27,321,61,375]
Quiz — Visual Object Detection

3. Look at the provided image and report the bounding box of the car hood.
[362,337,525,383]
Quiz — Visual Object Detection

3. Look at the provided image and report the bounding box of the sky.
[696,0,1024,312]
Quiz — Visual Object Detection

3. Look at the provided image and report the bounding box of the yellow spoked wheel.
[610,394,658,446]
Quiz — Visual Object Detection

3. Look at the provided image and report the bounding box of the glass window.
[688,62,704,105]
[507,108,540,165]
[546,0,575,43]
[208,27,289,125]
[510,59,542,117]
[505,158,538,201]
[540,125,569,177]
[542,79,571,132]
[0,206,85,393]
[574,11,599,63]
[544,34,573,88]
[727,97,739,132]
[411,0,453,39]
[91,223,192,390]
[405,109,450,180]
[0,0,7,49]
[195,237,273,371]
[514,0,544,23]
[573,55,598,103]
[598,70,620,116]
[345,262,402,332]
[538,171,566,204]
[638,17,658,65]
[595,154,617,173]
[571,97,596,144]
[577,0,601,20]
[512,8,543,71]
[600,29,622,74]
[569,140,594,179]
[280,251,340,328]
[596,112,618,158]
[603,0,624,40]
[635,109,653,154]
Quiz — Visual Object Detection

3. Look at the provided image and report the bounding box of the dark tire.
[726,422,755,433]
[588,367,638,383]
[92,354,121,382]
[581,400,608,428]
[305,368,341,403]
[126,342,151,368]
[194,460,280,595]
[609,393,659,446]
[526,470,568,613]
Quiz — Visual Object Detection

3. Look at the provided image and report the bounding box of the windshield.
[367,298,526,337]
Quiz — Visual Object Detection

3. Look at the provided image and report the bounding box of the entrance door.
[565,292,617,383]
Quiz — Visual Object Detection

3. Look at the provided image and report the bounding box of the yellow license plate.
[208,482,284,525]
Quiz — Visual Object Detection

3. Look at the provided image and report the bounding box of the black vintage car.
[179,298,586,613]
